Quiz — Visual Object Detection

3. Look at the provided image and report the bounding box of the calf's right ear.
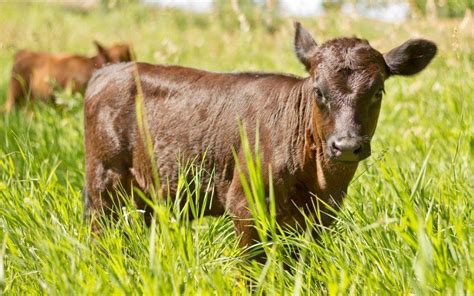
[384,39,437,76]
[294,21,318,72]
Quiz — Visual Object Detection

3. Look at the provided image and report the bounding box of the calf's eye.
[315,87,323,98]
[314,87,329,109]
[374,88,385,102]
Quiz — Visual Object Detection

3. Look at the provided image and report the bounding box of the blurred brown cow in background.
[4,41,133,112]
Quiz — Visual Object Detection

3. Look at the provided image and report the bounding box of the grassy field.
[0,3,473,295]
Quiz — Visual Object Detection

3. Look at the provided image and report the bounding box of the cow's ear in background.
[384,39,437,76]
[294,21,318,72]
[94,41,111,62]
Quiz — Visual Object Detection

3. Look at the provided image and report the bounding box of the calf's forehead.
[315,38,387,95]
[319,68,384,99]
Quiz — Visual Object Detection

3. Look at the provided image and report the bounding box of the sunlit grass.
[0,3,472,294]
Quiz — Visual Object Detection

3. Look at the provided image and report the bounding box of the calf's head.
[294,22,437,163]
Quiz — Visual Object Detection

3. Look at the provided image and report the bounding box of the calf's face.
[294,22,437,163]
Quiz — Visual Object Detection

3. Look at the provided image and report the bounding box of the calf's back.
[84,62,317,229]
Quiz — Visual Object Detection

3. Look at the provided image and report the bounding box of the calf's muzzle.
[327,135,371,162]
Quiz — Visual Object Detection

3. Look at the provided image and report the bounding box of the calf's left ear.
[384,39,437,76]
[294,21,318,72]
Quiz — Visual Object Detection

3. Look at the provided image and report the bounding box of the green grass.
[0,3,473,295]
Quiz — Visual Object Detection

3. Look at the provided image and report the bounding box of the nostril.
[331,141,340,151]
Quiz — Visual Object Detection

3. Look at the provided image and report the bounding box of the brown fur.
[84,22,436,254]
[4,42,132,111]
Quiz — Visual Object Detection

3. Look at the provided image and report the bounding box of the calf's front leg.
[225,176,266,262]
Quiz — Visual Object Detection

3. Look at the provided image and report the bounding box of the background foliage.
[0,2,473,295]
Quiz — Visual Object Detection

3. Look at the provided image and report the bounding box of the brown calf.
[4,41,132,111]
[84,22,436,252]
